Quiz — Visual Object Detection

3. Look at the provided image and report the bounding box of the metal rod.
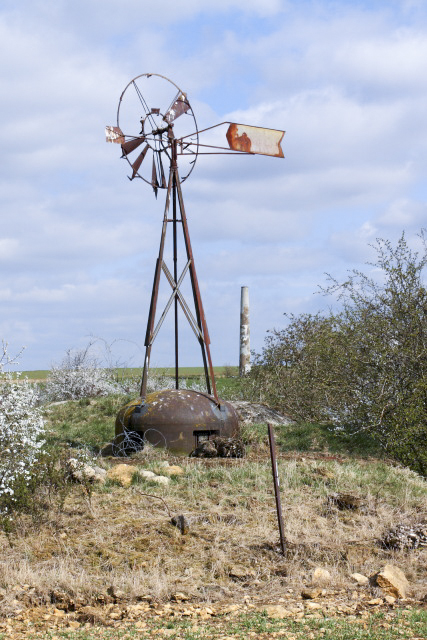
[175,168,219,403]
[162,263,203,340]
[150,261,191,344]
[172,159,179,390]
[140,164,173,399]
[268,423,286,555]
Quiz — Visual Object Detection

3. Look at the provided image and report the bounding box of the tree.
[249,232,427,475]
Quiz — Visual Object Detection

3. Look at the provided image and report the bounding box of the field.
[18,367,239,382]
[1,389,427,639]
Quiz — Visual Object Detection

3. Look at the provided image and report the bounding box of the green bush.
[248,232,427,475]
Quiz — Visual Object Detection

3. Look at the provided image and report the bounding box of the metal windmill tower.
[106,73,285,454]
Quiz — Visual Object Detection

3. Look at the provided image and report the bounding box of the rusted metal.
[130,144,149,179]
[268,424,286,555]
[116,389,239,454]
[121,135,145,156]
[108,74,285,446]
[105,125,124,144]
[164,92,190,124]
[226,123,285,157]
[152,155,158,197]
[239,286,251,376]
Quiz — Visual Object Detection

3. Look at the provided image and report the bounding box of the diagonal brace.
[149,260,191,345]
[161,262,204,341]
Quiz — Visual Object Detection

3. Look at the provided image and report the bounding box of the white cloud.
[1,0,427,369]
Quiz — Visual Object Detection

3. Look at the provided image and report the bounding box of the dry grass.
[0,450,426,617]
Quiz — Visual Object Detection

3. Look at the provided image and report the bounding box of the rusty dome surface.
[115,389,239,454]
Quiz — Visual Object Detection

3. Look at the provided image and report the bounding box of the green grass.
[14,609,427,639]
[241,420,383,458]
[43,394,131,452]
[19,366,240,381]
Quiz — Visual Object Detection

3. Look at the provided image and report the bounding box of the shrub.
[249,232,427,475]
[0,342,46,530]
[45,342,122,401]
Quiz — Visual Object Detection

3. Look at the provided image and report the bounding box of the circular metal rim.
[116,73,199,187]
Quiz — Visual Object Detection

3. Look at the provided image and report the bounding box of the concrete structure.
[239,286,251,376]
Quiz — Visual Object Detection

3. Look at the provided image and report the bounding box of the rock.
[172,592,189,602]
[351,573,369,586]
[371,565,410,599]
[190,437,245,458]
[367,598,383,606]
[264,605,292,619]
[306,602,322,610]
[379,523,427,550]
[67,621,81,629]
[150,475,170,486]
[312,568,331,585]
[162,465,185,476]
[301,588,322,599]
[171,515,190,535]
[139,470,156,479]
[229,565,256,580]
[68,458,107,484]
[327,493,367,512]
[106,464,136,487]
[190,440,218,458]
[77,606,108,625]
[230,401,293,425]
[385,595,396,604]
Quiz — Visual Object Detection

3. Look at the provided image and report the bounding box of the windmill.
[106,73,285,454]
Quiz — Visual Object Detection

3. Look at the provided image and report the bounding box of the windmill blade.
[158,153,167,188]
[163,92,191,124]
[130,144,149,179]
[152,154,159,198]
[226,123,285,158]
[121,136,146,156]
[105,126,125,144]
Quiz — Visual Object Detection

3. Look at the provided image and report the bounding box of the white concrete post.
[239,286,251,376]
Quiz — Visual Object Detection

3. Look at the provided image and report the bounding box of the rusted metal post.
[268,423,286,555]
[239,286,250,377]
[172,145,179,390]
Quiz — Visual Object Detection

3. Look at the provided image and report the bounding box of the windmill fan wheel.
[117,73,199,193]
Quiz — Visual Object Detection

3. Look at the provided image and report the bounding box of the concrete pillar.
[239,286,251,376]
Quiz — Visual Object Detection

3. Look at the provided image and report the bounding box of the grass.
[240,421,383,459]
[2,609,427,639]
[18,366,240,382]
[43,394,132,452]
[3,390,427,636]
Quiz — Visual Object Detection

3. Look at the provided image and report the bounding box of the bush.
[249,232,427,475]
[45,342,123,401]
[0,342,47,530]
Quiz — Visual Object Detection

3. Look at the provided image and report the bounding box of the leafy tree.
[249,232,427,475]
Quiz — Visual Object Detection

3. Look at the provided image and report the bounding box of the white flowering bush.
[0,342,46,527]
[45,344,122,401]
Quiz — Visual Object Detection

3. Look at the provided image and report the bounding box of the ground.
[1,395,427,639]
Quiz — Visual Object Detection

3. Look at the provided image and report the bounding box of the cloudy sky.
[1,0,427,372]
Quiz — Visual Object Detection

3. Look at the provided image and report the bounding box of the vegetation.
[2,609,426,639]
[247,232,427,475]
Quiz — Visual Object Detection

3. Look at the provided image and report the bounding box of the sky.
[1,0,427,372]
